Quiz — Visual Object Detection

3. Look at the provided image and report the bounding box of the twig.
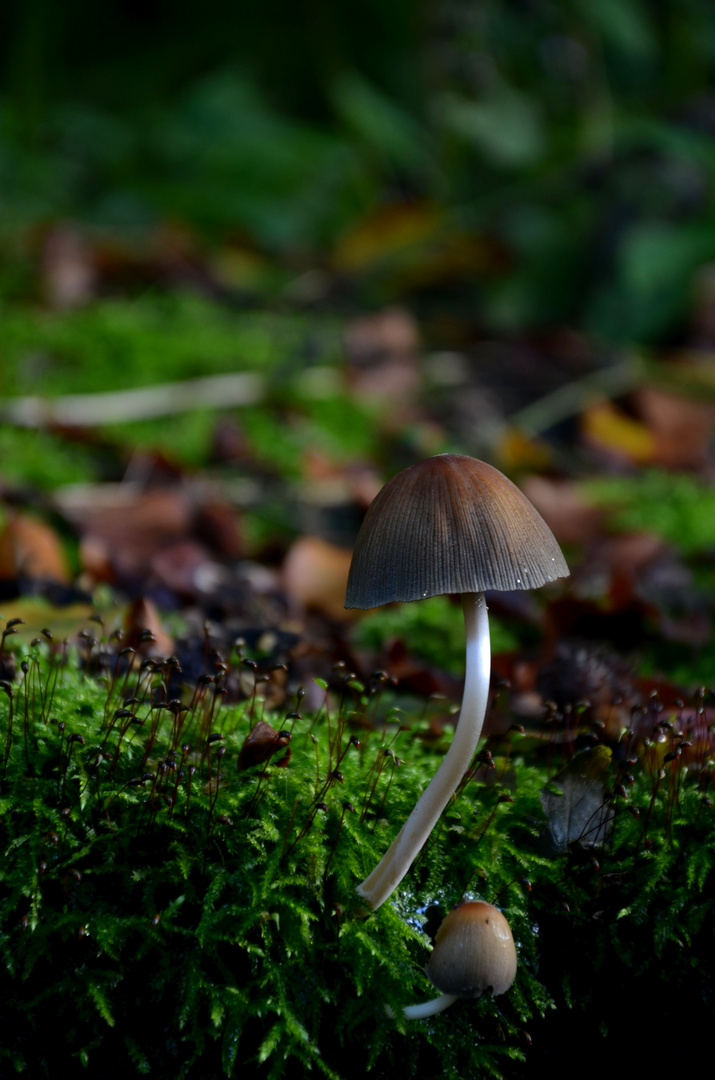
[0,372,265,428]
[508,354,646,436]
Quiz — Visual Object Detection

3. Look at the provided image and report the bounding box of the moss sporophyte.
[1,601,715,1077]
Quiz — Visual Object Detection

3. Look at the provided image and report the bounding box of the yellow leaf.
[582,401,655,463]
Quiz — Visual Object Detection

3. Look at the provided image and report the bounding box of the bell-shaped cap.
[425,901,517,998]
[345,454,568,609]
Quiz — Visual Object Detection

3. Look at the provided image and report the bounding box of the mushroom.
[345,454,568,909]
[398,901,517,1019]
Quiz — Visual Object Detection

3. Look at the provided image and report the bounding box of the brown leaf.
[237,720,291,771]
[124,597,174,658]
[193,500,243,559]
[78,534,115,584]
[581,401,655,464]
[63,486,191,540]
[520,476,604,546]
[634,385,715,469]
[282,536,353,620]
[570,531,667,616]
[0,511,70,583]
[151,539,220,600]
[62,486,193,584]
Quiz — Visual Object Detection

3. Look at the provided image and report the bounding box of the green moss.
[1,640,714,1077]
[0,293,388,486]
[0,426,104,490]
[0,293,367,486]
[583,469,715,555]
[0,295,334,397]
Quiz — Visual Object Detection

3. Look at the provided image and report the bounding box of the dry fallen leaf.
[496,428,553,474]
[282,535,353,621]
[581,400,655,464]
[540,746,613,854]
[520,475,604,546]
[151,539,222,600]
[124,596,174,658]
[0,510,71,583]
[62,484,242,593]
[237,720,291,771]
[194,500,243,559]
[634,385,715,469]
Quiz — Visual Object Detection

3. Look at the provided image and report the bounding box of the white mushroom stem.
[386,993,458,1020]
[358,592,491,910]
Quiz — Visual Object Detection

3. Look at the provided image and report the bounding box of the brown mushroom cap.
[425,901,517,998]
[345,454,569,609]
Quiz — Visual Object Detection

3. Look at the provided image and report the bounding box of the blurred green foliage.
[584,469,715,555]
[3,0,715,340]
[0,295,356,486]
[0,424,99,490]
[0,295,337,396]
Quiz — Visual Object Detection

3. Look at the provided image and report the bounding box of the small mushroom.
[345,454,568,909]
[400,901,517,1020]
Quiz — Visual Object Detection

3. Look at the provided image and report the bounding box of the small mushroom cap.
[345,454,568,609]
[425,901,517,998]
